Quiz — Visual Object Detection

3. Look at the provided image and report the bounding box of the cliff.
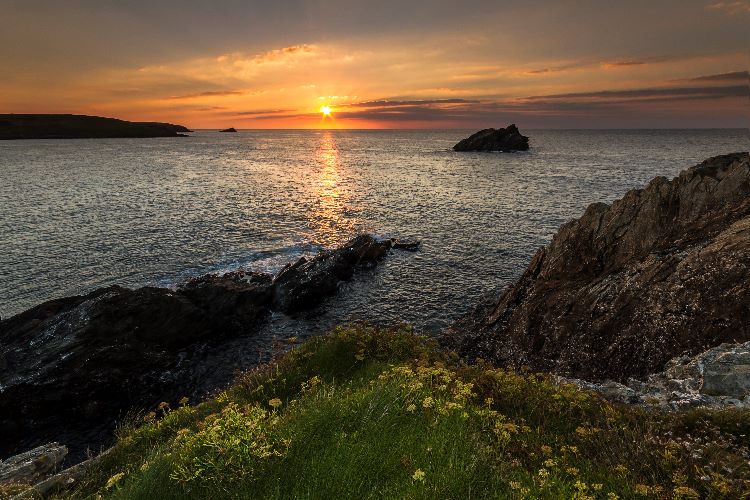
[445,152,750,382]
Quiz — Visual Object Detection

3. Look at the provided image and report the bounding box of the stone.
[701,348,750,396]
[0,443,67,486]
[219,127,238,132]
[453,124,529,152]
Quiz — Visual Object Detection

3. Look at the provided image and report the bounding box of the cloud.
[681,71,749,82]
[706,1,750,14]
[166,90,245,100]
[523,85,747,101]
[346,98,479,108]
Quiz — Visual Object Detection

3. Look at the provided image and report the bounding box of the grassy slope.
[37,326,750,499]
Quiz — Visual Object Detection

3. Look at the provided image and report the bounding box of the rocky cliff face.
[446,152,750,382]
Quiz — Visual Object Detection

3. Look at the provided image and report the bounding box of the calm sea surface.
[1,129,747,381]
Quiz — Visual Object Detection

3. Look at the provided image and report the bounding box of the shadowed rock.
[0,443,67,486]
[219,127,238,132]
[0,234,418,461]
[445,152,750,382]
[453,125,529,152]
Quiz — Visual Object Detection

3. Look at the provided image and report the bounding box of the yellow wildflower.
[406,403,417,413]
[592,483,603,491]
[607,493,619,500]
[105,472,125,489]
[178,396,189,407]
[672,486,700,499]
[157,401,170,411]
[634,484,650,495]
[412,468,426,481]
[541,445,553,455]
[269,398,282,409]
[422,397,434,408]
[509,481,521,490]
[566,467,580,476]
[143,411,156,422]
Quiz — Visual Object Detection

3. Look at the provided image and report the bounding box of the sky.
[0,0,748,129]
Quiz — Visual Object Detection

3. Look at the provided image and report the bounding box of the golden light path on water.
[307,132,356,245]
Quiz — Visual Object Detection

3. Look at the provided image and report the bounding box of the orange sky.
[1,0,748,128]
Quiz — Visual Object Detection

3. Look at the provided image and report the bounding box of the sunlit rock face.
[452,125,529,152]
[446,152,750,382]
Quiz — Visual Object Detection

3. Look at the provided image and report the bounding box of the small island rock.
[219,127,238,133]
[453,124,529,152]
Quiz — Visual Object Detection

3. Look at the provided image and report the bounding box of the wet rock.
[0,234,417,461]
[391,239,421,251]
[272,234,393,312]
[0,443,67,486]
[445,152,750,382]
[453,124,529,152]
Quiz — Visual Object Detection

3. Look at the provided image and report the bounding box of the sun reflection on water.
[307,132,357,245]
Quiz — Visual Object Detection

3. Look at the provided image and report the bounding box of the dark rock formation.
[453,124,529,152]
[0,114,191,140]
[0,235,416,461]
[0,443,67,486]
[445,152,750,382]
[219,127,238,133]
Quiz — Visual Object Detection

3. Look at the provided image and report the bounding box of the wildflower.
[105,472,125,489]
[406,403,417,413]
[422,397,434,408]
[178,396,189,407]
[566,467,580,476]
[158,401,170,411]
[412,468,426,481]
[543,459,556,468]
[538,468,549,478]
[286,336,298,344]
[143,411,156,422]
[607,494,619,500]
[613,464,629,477]
[541,445,553,455]
[269,398,282,409]
[574,480,588,492]
[592,483,603,491]
[672,486,700,499]
[634,484,650,495]
[509,481,521,490]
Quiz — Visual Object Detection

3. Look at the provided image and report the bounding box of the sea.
[1,129,747,388]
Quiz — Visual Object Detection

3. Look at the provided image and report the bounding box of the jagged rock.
[391,239,421,251]
[219,127,237,133]
[453,125,529,152]
[560,341,750,409]
[445,153,750,382]
[0,234,418,461]
[0,443,67,486]
[272,235,392,312]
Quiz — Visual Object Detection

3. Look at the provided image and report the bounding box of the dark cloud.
[524,85,747,101]
[347,98,479,108]
[682,71,749,82]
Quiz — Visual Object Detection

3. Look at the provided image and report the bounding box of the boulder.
[453,125,529,152]
[0,443,67,486]
[701,347,750,397]
[219,127,238,133]
[445,153,750,382]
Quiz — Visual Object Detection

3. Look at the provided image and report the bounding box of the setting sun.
[320,105,332,117]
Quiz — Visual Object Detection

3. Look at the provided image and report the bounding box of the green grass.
[47,325,749,499]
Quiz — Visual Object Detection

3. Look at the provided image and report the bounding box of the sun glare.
[320,105,332,117]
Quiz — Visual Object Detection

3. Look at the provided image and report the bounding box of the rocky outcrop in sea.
[0,234,418,460]
[445,152,750,382]
[452,125,529,152]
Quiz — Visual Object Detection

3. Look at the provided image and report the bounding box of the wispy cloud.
[706,1,750,14]
[166,90,245,100]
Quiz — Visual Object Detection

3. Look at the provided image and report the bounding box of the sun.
[320,105,332,117]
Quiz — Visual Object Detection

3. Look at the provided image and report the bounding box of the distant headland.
[0,114,192,140]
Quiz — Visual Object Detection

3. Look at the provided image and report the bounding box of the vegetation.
[46,325,750,499]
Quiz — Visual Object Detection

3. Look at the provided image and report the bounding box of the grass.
[34,325,750,499]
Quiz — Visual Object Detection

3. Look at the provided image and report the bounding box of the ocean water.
[1,129,747,378]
